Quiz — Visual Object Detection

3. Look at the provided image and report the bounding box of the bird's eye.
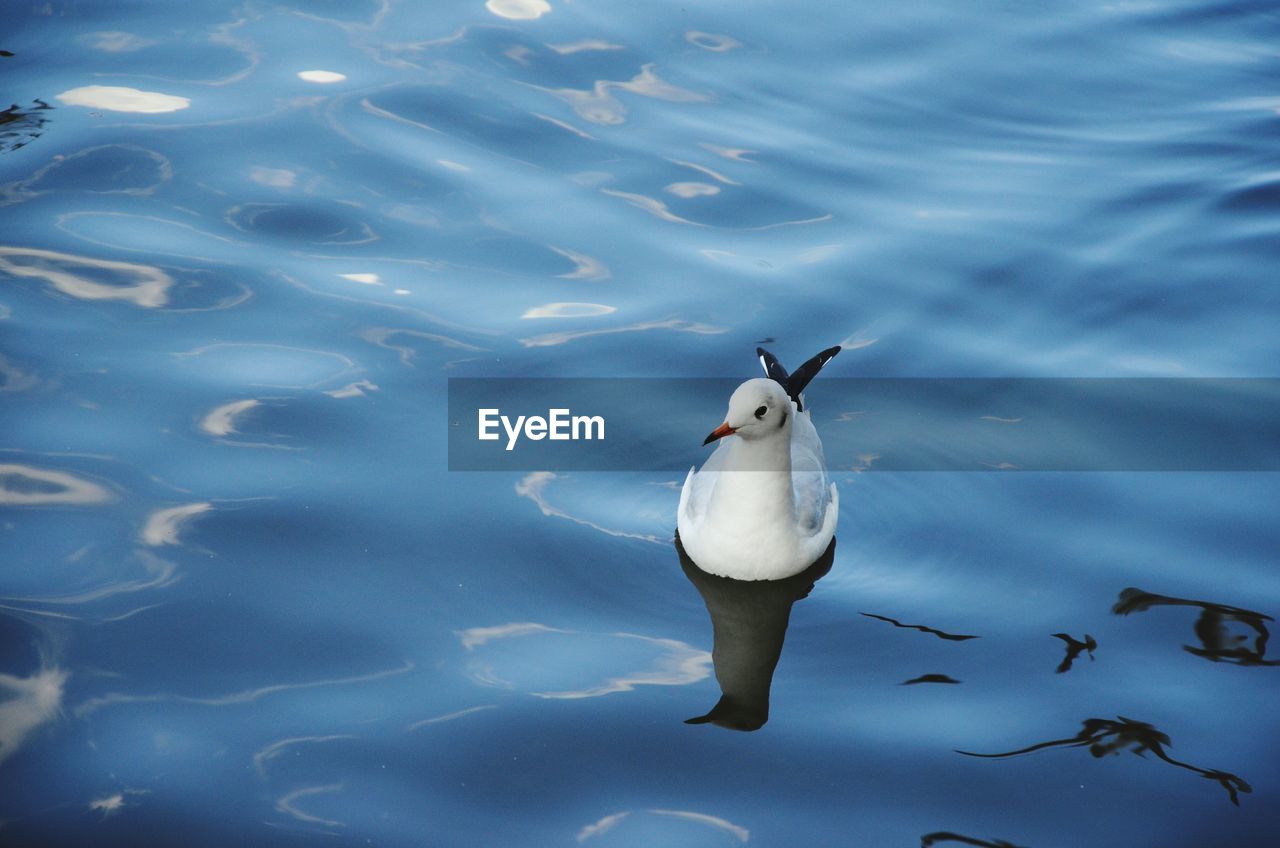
[754,405,768,419]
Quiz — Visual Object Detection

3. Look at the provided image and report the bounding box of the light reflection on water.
[2,0,1280,845]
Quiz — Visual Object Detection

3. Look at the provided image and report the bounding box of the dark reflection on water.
[903,673,962,686]
[1114,587,1277,666]
[921,832,1028,848]
[1051,632,1096,673]
[677,534,833,731]
[958,716,1252,806]
[860,611,979,642]
[0,99,51,155]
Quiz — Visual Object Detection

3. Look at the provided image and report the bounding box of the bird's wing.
[757,347,791,385]
[784,346,841,405]
[678,465,697,524]
[679,440,732,524]
[758,345,840,412]
[789,406,833,536]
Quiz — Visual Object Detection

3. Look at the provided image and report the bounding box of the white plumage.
[678,348,840,581]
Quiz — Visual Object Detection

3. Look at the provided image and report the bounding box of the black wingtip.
[782,345,842,409]
[752,345,842,410]
[756,347,790,385]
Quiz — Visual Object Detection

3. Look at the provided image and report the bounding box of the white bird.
[678,346,841,581]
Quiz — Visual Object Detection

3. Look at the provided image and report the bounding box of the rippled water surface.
[3,1,1279,845]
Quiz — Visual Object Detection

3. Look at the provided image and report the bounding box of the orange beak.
[702,422,736,446]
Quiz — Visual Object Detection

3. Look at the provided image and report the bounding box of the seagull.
[677,346,841,581]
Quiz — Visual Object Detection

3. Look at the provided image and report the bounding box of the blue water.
[3,1,1279,845]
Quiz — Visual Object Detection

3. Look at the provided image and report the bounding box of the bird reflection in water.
[1051,632,1096,673]
[860,612,978,642]
[0,98,52,154]
[903,673,961,686]
[676,534,834,731]
[1113,587,1277,666]
[957,716,1251,805]
[920,832,1027,848]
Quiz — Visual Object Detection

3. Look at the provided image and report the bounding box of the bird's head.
[703,378,793,445]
